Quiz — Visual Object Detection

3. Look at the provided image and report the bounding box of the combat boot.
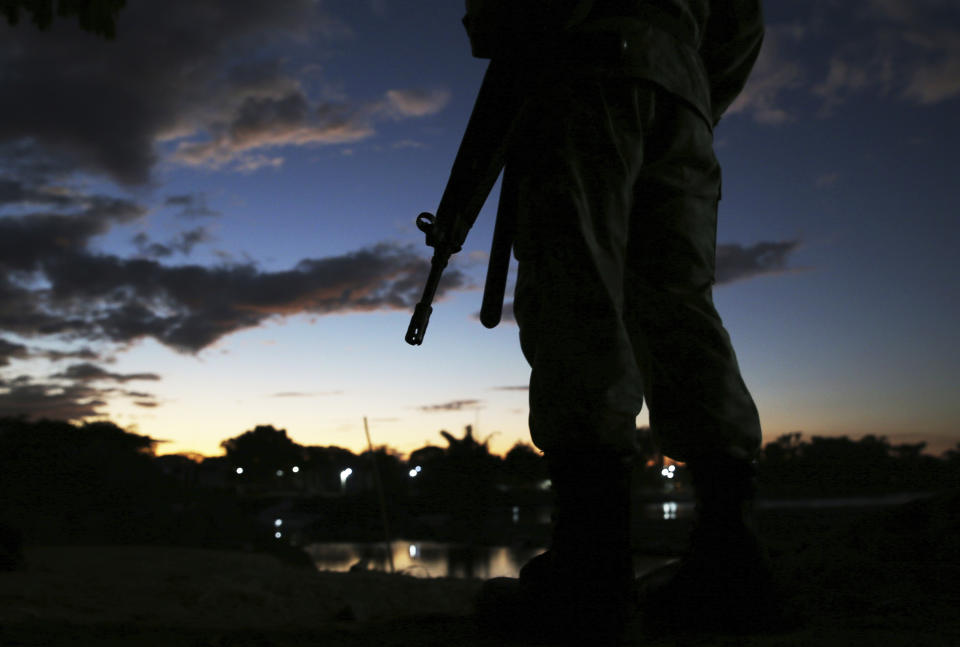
[639,454,782,635]
[475,447,635,645]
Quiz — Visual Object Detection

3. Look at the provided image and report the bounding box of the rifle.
[405,60,520,346]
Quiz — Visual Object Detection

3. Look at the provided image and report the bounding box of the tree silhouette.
[360,445,405,499]
[501,441,547,490]
[0,417,167,543]
[438,426,502,538]
[304,445,358,493]
[946,443,960,466]
[757,432,960,496]
[2,0,126,38]
[220,425,304,483]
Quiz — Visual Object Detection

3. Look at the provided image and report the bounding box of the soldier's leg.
[622,94,761,462]
[622,92,780,633]
[623,189,762,462]
[511,74,652,456]
[478,76,654,642]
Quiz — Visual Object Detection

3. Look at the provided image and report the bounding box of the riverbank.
[1,491,957,646]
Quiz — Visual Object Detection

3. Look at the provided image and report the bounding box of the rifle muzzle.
[405,302,433,346]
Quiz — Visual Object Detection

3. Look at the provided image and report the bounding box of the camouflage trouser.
[508,73,761,461]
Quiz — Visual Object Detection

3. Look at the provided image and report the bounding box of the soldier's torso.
[465,0,716,124]
[465,1,764,127]
[591,0,710,44]
[581,0,715,124]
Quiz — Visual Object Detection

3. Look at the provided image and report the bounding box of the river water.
[303,540,676,580]
[302,494,931,579]
[304,540,545,579]
[302,500,694,578]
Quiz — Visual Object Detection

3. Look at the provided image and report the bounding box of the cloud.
[0,338,29,366]
[384,89,451,118]
[0,179,78,209]
[0,1,450,184]
[491,386,528,391]
[724,4,960,125]
[0,338,100,366]
[40,347,100,362]
[0,359,160,420]
[1,168,467,358]
[133,227,212,258]
[0,1,322,184]
[3,233,794,365]
[164,194,219,219]
[173,228,212,254]
[0,382,107,420]
[811,2,960,110]
[48,243,460,352]
[0,186,150,343]
[172,85,450,171]
[0,206,467,352]
[0,179,29,205]
[725,24,806,124]
[900,28,960,104]
[392,140,425,150]
[172,91,377,170]
[51,363,160,383]
[813,57,874,110]
[0,200,145,272]
[715,240,802,284]
[132,232,174,259]
[419,399,483,412]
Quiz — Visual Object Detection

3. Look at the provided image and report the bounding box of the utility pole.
[364,417,394,573]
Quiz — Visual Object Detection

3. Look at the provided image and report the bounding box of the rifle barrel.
[404,60,520,346]
[405,250,449,345]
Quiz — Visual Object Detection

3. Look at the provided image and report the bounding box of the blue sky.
[1,0,958,458]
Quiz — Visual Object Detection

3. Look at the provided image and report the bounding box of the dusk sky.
[1,0,958,458]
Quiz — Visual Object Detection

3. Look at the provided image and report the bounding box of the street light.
[340,467,353,492]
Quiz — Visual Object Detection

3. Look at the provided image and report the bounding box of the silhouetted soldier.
[464,0,776,642]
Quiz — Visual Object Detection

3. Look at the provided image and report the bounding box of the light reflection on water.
[304,541,547,579]
[302,496,928,579]
[303,501,698,578]
[305,540,677,580]
[643,500,695,520]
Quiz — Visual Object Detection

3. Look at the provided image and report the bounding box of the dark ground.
[1,491,958,646]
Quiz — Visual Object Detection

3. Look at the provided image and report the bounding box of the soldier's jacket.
[463,0,763,126]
